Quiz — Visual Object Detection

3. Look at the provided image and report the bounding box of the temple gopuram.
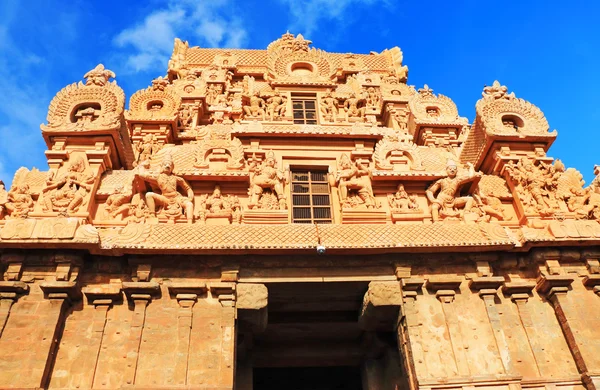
[1,32,600,390]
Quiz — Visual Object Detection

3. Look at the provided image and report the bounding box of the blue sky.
[0,0,598,186]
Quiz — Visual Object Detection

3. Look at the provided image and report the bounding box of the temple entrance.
[237,281,408,390]
[253,366,362,390]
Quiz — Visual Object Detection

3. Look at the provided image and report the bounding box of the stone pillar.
[0,281,28,338]
[399,277,425,388]
[470,276,515,375]
[427,277,470,377]
[122,281,160,387]
[167,282,208,386]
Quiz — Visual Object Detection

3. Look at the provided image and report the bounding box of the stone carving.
[40,157,95,215]
[104,185,132,219]
[373,134,424,171]
[134,134,162,167]
[505,157,567,216]
[134,153,194,223]
[408,84,466,125]
[247,151,287,210]
[206,83,223,106]
[243,92,267,120]
[193,126,245,170]
[365,87,381,109]
[476,80,553,136]
[265,89,287,121]
[387,105,409,131]
[43,64,124,132]
[426,160,481,222]
[388,184,420,213]
[197,185,242,224]
[473,188,508,222]
[126,76,181,121]
[383,46,409,82]
[320,89,339,122]
[335,154,375,209]
[168,38,190,80]
[178,104,195,130]
[343,93,366,121]
[0,182,34,219]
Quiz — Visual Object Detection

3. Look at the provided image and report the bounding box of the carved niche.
[476,80,555,136]
[197,185,242,225]
[193,126,245,171]
[373,134,424,171]
[265,32,336,86]
[125,76,182,122]
[42,64,124,132]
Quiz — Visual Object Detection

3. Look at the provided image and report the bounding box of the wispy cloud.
[113,0,248,74]
[278,0,393,37]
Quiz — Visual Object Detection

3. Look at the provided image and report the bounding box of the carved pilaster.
[0,281,29,338]
[428,277,470,377]
[121,281,160,387]
[470,276,514,375]
[168,282,208,386]
[210,282,236,389]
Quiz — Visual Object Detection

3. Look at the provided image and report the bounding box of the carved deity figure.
[0,182,34,219]
[320,89,338,121]
[365,87,381,109]
[388,184,419,212]
[266,89,287,121]
[197,185,242,223]
[390,107,409,131]
[135,134,161,167]
[426,161,481,222]
[248,152,287,210]
[243,91,266,120]
[178,104,194,129]
[134,153,194,223]
[105,185,132,219]
[505,157,560,215]
[41,157,95,215]
[206,84,223,106]
[335,154,375,209]
[473,189,507,222]
[343,93,366,120]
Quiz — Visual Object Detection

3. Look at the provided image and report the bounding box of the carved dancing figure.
[135,134,161,166]
[178,105,194,129]
[505,157,554,214]
[41,157,95,214]
[248,152,287,210]
[266,89,287,121]
[320,89,338,121]
[335,154,374,209]
[426,160,481,222]
[134,153,194,223]
[243,91,266,120]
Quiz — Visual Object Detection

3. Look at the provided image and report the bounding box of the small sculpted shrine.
[0,33,599,390]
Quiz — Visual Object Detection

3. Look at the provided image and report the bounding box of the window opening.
[292,97,318,125]
[291,169,332,224]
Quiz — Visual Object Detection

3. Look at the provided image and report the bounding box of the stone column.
[0,281,28,338]
[121,281,160,387]
[399,277,425,387]
[470,276,515,375]
[167,282,208,386]
[427,277,470,377]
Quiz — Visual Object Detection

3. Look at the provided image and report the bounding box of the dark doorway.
[253,366,362,390]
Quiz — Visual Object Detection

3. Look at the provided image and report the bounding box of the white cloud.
[279,0,391,36]
[113,1,248,74]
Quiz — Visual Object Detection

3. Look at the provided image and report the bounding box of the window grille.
[292,97,318,125]
[291,169,332,224]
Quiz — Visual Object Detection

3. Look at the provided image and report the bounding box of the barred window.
[291,169,332,224]
[292,97,318,125]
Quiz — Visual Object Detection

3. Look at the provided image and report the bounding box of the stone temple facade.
[0,32,599,390]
